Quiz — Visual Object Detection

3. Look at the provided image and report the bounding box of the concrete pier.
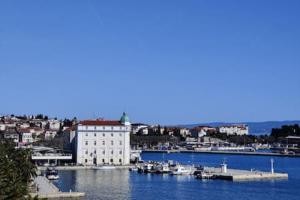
[203,167,288,181]
[30,176,85,199]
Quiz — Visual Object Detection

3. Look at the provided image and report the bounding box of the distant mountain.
[180,120,300,135]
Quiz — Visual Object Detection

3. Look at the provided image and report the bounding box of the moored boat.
[170,165,194,175]
[93,166,116,170]
[46,167,59,180]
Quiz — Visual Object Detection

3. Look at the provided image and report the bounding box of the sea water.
[54,153,300,200]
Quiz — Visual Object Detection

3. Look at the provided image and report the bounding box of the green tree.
[0,140,37,200]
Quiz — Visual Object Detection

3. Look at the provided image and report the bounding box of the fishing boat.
[196,171,214,179]
[129,165,139,172]
[155,163,171,174]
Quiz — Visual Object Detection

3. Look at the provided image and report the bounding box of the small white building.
[191,126,217,138]
[20,132,34,144]
[218,125,249,135]
[179,128,191,137]
[44,129,58,140]
[4,132,19,143]
[0,123,6,131]
[131,123,149,134]
[74,113,131,166]
[48,119,61,130]
[18,123,31,129]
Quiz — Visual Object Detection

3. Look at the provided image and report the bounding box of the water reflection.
[56,169,130,200]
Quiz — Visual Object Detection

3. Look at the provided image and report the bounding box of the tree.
[35,114,44,120]
[0,140,37,199]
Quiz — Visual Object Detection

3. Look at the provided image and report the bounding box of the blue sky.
[0,0,299,124]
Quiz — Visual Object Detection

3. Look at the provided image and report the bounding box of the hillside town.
[1,113,300,168]
[0,113,250,150]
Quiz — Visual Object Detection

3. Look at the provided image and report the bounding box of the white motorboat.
[46,167,59,180]
[93,166,116,170]
[171,165,193,175]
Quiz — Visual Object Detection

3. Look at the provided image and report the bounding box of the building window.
[86,126,88,130]
[94,133,96,137]
[103,126,105,130]
[94,141,96,145]
[85,159,88,163]
[111,150,113,155]
[85,141,88,145]
[119,133,122,137]
[119,141,122,145]
[102,150,105,155]
[111,141,114,145]
[119,150,122,155]
[103,133,105,137]
[85,133,88,137]
[102,141,105,145]
[110,159,113,163]
[119,159,122,163]
[94,126,97,130]
[102,159,105,163]
[111,133,114,137]
[94,150,97,154]
[85,150,88,155]
[111,127,114,130]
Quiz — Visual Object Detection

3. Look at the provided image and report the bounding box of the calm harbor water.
[54,153,300,200]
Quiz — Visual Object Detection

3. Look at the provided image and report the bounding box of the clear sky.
[0,0,299,124]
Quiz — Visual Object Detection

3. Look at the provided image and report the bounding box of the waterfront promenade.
[30,176,85,199]
[143,150,300,157]
[38,165,132,171]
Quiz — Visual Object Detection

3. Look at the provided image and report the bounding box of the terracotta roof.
[17,128,31,133]
[79,120,123,126]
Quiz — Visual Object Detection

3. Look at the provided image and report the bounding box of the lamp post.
[271,158,274,174]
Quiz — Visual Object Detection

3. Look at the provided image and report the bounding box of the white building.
[179,128,191,137]
[131,123,149,135]
[44,129,58,140]
[0,123,6,131]
[4,132,19,143]
[74,113,131,166]
[218,125,249,135]
[48,119,61,130]
[191,126,217,138]
[20,132,34,144]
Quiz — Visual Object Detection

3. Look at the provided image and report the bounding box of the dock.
[203,167,288,181]
[30,176,85,199]
[134,160,289,182]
